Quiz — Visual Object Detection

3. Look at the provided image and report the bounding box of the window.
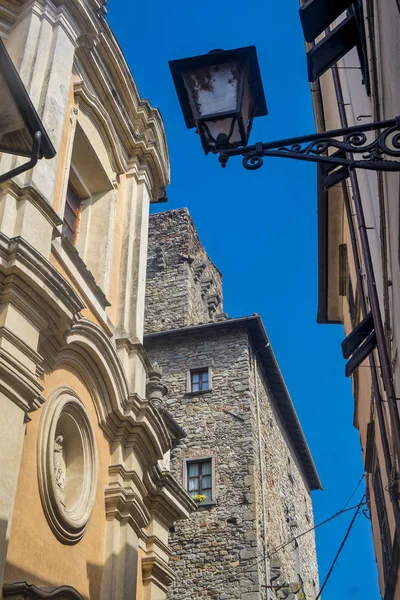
[299,0,370,94]
[186,459,213,502]
[62,183,82,244]
[373,461,392,583]
[190,368,209,392]
[60,121,115,292]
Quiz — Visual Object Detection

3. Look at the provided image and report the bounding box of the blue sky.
[107,1,380,597]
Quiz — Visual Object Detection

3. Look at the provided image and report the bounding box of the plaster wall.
[314,3,400,594]
[0,2,191,600]
[5,366,110,600]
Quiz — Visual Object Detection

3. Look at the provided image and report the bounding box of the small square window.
[190,368,209,392]
[186,458,213,502]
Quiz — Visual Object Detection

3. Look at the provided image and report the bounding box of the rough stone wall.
[144,208,320,600]
[145,209,224,333]
[249,349,319,600]
[145,324,320,600]
[145,326,262,600]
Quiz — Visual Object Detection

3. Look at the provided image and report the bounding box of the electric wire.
[199,495,367,595]
[342,473,365,510]
[266,500,366,559]
[315,495,365,600]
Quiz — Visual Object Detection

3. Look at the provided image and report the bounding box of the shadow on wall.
[3,544,139,600]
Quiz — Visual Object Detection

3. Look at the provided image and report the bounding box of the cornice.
[0,234,84,319]
[3,582,84,600]
[142,556,176,592]
[3,180,63,232]
[52,237,112,317]
[105,479,151,533]
[115,337,152,373]
[0,346,44,414]
[0,1,25,37]
[0,325,43,366]
[143,465,196,524]
[29,0,80,47]
[57,320,172,462]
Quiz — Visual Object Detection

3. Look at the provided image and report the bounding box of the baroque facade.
[0,2,194,600]
[299,0,400,597]
[144,209,321,600]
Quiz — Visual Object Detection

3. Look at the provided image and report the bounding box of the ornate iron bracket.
[218,117,400,172]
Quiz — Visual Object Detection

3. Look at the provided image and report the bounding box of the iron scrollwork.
[218,117,400,172]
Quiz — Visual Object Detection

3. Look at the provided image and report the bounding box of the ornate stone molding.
[0,234,84,321]
[37,387,98,543]
[1,181,63,235]
[3,582,84,600]
[49,323,172,475]
[142,555,176,594]
[144,465,195,525]
[105,465,151,533]
[0,234,84,414]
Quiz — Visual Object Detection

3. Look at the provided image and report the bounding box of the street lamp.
[170,44,400,541]
[0,38,56,185]
[169,46,267,156]
[169,45,400,173]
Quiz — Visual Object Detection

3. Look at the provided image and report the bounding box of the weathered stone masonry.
[144,209,321,600]
[145,209,224,334]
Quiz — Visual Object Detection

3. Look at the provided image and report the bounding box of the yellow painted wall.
[5,366,110,600]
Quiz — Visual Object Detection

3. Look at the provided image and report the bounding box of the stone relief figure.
[53,432,66,506]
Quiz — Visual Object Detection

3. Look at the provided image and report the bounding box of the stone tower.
[144,208,321,600]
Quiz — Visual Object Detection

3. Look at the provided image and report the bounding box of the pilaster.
[101,464,151,600]
[0,233,83,592]
[116,173,151,343]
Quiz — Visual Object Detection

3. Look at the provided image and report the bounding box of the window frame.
[62,182,83,245]
[373,460,392,584]
[186,367,212,394]
[183,456,216,505]
[301,0,370,95]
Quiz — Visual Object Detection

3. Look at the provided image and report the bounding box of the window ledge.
[196,500,217,509]
[185,389,212,397]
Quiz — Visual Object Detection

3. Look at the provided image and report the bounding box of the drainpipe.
[254,353,271,600]
[331,64,400,535]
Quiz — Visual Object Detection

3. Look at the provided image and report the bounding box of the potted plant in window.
[192,494,207,504]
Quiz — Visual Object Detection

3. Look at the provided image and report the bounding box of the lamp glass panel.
[0,69,31,156]
[201,72,253,151]
[183,61,242,118]
[240,74,253,141]
[204,117,242,148]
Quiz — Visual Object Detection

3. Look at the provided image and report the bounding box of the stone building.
[144,209,321,600]
[0,2,194,600]
[298,1,400,597]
